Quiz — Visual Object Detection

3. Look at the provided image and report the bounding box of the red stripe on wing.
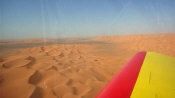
[96,52,146,98]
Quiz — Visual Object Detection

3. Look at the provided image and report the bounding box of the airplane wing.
[96,52,175,98]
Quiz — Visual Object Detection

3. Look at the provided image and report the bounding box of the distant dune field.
[0,33,175,98]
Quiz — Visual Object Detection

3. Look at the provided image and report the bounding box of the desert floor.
[0,33,175,98]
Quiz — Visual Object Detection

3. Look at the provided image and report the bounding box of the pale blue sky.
[0,0,175,39]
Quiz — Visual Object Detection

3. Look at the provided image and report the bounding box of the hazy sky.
[0,0,175,39]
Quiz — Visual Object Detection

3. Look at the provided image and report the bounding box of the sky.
[0,0,175,39]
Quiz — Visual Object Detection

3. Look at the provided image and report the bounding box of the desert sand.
[0,33,175,98]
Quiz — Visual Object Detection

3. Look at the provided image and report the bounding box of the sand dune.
[0,33,175,98]
[94,33,175,57]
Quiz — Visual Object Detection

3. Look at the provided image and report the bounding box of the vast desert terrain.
[0,33,175,98]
